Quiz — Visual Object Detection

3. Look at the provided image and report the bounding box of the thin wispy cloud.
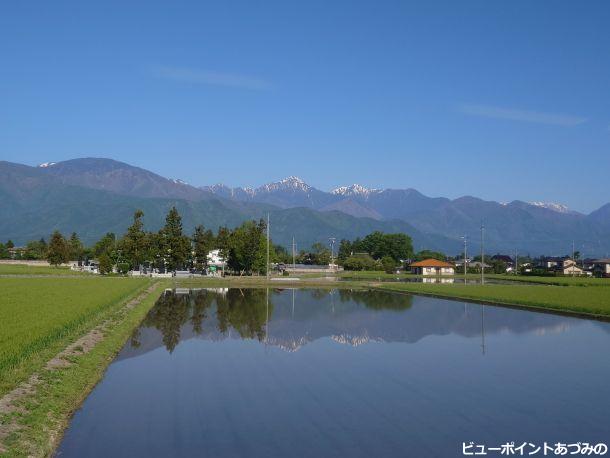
[460,104,587,127]
[153,66,271,90]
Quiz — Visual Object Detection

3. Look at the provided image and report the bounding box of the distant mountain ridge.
[201,176,584,217]
[1,158,608,256]
[38,158,212,201]
[0,159,457,252]
[200,175,609,256]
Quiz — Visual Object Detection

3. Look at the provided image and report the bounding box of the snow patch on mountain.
[201,183,256,198]
[528,201,570,213]
[38,162,57,168]
[171,178,189,186]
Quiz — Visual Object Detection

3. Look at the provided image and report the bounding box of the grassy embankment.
[177,272,610,318]
[0,264,86,276]
[487,275,610,287]
[373,281,610,318]
[0,277,167,456]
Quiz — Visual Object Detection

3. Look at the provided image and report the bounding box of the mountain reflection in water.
[123,287,577,358]
[58,287,610,458]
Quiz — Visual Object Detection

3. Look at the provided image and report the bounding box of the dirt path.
[0,282,159,454]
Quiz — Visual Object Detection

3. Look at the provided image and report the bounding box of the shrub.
[343,255,381,271]
[381,256,398,274]
[117,262,130,275]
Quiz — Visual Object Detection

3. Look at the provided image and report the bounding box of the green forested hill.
[0,161,460,252]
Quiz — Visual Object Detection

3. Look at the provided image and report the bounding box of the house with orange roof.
[409,259,455,276]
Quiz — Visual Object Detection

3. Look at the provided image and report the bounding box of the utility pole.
[266,213,270,280]
[292,236,296,272]
[329,237,336,271]
[572,240,575,277]
[514,249,518,275]
[461,235,468,282]
[480,222,485,285]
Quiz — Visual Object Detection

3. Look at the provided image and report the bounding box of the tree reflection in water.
[339,289,413,310]
[140,289,273,352]
[191,291,215,335]
[143,291,192,353]
[138,288,412,353]
[216,289,272,341]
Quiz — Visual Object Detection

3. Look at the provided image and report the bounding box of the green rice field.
[376,281,610,317]
[0,264,86,276]
[0,277,150,396]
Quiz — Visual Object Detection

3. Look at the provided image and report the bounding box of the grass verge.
[485,275,610,287]
[374,282,610,318]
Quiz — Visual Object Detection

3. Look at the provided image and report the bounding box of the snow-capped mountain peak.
[260,176,312,193]
[38,162,57,168]
[528,201,570,213]
[207,183,230,192]
[331,184,379,197]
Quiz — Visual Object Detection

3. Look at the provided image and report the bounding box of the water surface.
[57,288,610,457]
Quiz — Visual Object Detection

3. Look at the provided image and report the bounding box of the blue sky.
[1,1,609,213]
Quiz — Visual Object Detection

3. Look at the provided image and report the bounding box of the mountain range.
[1,157,609,256]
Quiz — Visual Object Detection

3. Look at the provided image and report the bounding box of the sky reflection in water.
[57,288,610,458]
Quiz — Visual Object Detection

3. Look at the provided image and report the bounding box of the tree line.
[1,207,274,275]
[336,231,414,272]
[2,208,451,275]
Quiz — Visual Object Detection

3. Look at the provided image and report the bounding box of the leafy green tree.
[122,210,147,270]
[98,252,113,274]
[310,242,331,265]
[192,225,214,271]
[489,259,507,274]
[143,231,165,270]
[343,254,380,271]
[93,232,116,258]
[227,220,267,275]
[0,243,9,259]
[272,244,291,264]
[355,231,413,261]
[345,232,413,262]
[337,239,353,263]
[47,231,69,266]
[216,226,231,266]
[24,238,47,260]
[160,206,190,271]
[381,256,398,273]
[68,232,84,261]
[6,240,14,249]
[413,249,446,262]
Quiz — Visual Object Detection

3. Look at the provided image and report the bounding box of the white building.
[207,249,226,275]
